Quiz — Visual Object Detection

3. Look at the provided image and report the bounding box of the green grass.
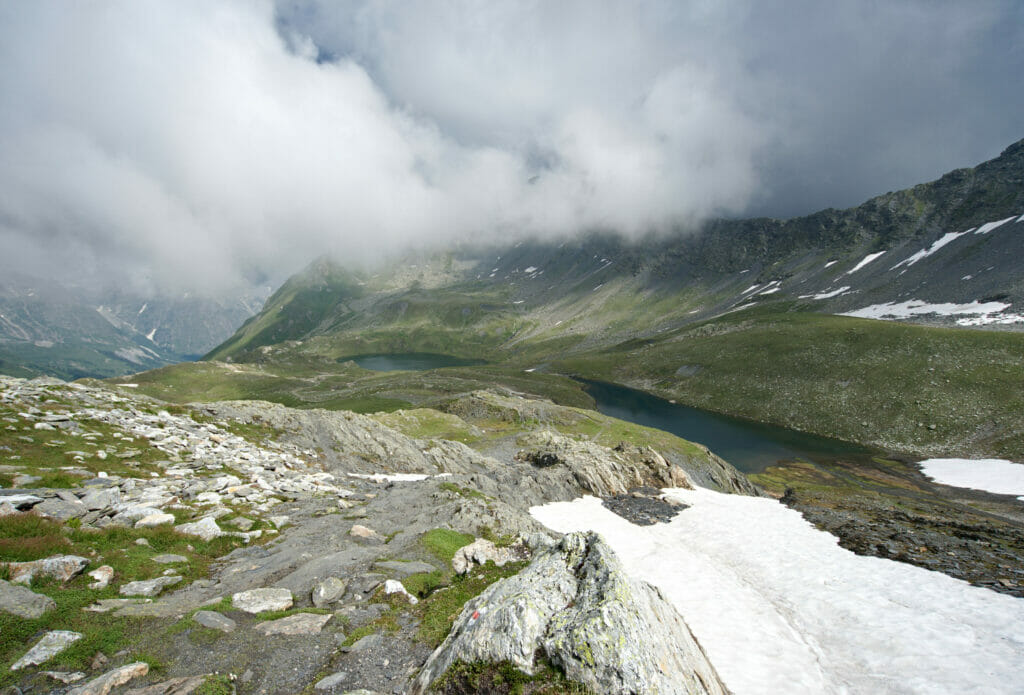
[438,482,489,501]
[251,607,332,621]
[194,674,234,695]
[556,306,1024,459]
[420,528,475,564]
[0,512,256,682]
[432,659,595,695]
[414,561,529,646]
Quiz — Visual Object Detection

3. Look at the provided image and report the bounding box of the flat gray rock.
[152,553,189,564]
[314,671,348,690]
[232,587,293,614]
[2,493,43,509]
[253,612,332,636]
[34,497,87,520]
[373,560,437,577]
[193,610,237,633]
[119,575,182,597]
[0,578,56,618]
[11,630,82,670]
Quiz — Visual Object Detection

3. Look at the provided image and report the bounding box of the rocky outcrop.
[412,532,727,695]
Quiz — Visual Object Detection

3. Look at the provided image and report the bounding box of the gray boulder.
[412,532,727,695]
[119,576,182,597]
[311,577,347,607]
[0,579,56,618]
[5,554,89,585]
[451,538,529,575]
[193,610,237,633]
[11,630,82,670]
[232,587,293,613]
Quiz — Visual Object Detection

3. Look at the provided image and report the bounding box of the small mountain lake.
[580,380,873,474]
[342,352,487,371]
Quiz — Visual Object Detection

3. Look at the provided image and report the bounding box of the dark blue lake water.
[340,352,872,474]
[580,380,873,474]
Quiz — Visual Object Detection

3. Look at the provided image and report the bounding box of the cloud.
[0,1,1021,294]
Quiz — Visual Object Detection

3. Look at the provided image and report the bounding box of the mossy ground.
[432,659,594,695]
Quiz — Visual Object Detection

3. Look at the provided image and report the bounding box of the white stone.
[383,579,418,605]
[175,516,223,541]
[134,513,175,528]
[11,630,83,670]
[87,565,114,590]
[232,587,293,614]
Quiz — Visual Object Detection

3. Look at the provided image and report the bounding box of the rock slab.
[11,630,83,670]
[6,554,89,584]
[193,610,237,633]
[412,532,728,695]
[67,662,149,695]
[253,612,332,636]
[0,578,56,618]
[119,575,182,597]
[232,587,293,613]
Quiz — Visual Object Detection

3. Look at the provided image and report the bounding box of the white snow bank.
[347,473,434,482]
[891,230,970,269]
[841,299,1011,321]
[799,285,850,300]
[919,458,1024,500]
[846,251,886,274]
[824,260,838,268]
[974,215,1017,234]
[531,489,1024,695]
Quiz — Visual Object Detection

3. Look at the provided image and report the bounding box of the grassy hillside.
[555,305,1024,459]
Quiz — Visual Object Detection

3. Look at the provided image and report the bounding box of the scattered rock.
[311,577,347,607]
[451,538,529,575]
[152,553,189,564]
[268,515,290,527]
[1,493,43,509]
[88,565,114,590]
[43,671,87,684]
[176,516,223,541]
[35,497,88,520]
[67,662,149,695]
[314,671,348,690]
[11,630,83,670]
[119,575,182,597]
[232,587,293,613]
[135,513,176,528]
[602,486,689,525]
[0,578,56,618]
[193,610,237,633]
[348,524,381,541]
[412,532,727,695]
[253,612,332,636]
[6,554,89,585]
[228,516,255,531]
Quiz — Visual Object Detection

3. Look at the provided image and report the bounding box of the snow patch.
[137,303,147,315]
[523,266,538,273]
[740,284,760,295]
[841,299,1012,321]
[891,230,970,269]
[799,286,850,300]
[973,215,1018,234]
[919,458,1024,501]
[531,489,1024,695]
[146,328,157,342]
[845,251,886,275]
[824,260,838,268]
[347,473,433,483]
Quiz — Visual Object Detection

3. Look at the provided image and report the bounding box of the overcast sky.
[1,0,1021,295]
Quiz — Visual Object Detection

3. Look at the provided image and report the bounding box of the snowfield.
[840,299,1022,324]
[919,458,1024,501]
[531,489,1024,695]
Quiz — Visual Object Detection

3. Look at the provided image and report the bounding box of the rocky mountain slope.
[0,278,270,380]
[161,139,1024,461]
[1,375,755,694]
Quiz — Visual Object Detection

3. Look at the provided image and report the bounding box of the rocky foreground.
[1,376,752,694]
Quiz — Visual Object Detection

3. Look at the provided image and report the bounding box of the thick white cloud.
[0,0,1020,293]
